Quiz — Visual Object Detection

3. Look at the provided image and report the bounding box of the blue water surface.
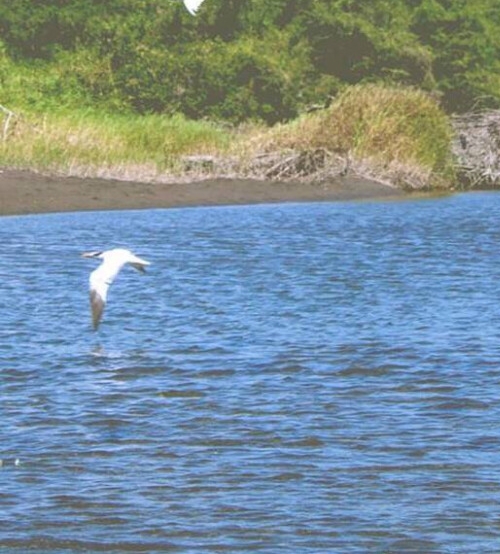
[2,193,500,553]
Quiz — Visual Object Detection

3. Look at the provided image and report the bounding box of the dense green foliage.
[1,0,499,122]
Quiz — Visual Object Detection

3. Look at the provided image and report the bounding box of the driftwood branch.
[0,104,16,142]
[263,148,341,180]
[452,110,500,188]
[0,104,42,141]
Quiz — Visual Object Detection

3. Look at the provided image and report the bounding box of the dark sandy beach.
[0,169,404,216]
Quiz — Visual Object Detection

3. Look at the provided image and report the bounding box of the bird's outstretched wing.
[90,288,105,330]
[183,0,206,15]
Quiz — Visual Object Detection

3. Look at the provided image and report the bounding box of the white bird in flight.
[82,248,151,330]
[183,0,206,15]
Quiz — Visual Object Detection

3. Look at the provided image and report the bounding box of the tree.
[411,0,500,111]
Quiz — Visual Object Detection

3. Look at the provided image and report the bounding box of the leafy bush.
[1,0,500,118]
[411,0,500,111]
[110,31,317,123]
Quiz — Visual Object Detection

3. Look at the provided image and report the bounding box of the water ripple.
[2,195,500,552]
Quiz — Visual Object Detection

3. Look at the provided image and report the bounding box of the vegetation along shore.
[1,0,499,202]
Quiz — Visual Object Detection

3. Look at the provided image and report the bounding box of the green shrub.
[257,83,454,188]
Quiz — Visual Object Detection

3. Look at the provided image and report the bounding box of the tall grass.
[0,109,232,180]
[251,84,455,188]
[0,84,455,188]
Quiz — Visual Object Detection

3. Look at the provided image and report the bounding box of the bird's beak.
[81,251,97,258]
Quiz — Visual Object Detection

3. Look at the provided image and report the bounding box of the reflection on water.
[90,344,106,357]
[2,194,500,552]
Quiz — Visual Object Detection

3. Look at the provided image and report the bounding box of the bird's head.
[81,251,104,259]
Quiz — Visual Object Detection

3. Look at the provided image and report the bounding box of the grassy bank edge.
[0,84,456,191]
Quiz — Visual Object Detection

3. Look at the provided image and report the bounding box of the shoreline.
[0,169,405,216]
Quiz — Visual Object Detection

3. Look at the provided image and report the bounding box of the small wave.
[159,389,206,399]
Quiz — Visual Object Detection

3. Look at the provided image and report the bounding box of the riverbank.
[0,85,454,204]
[0,169,404,216]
